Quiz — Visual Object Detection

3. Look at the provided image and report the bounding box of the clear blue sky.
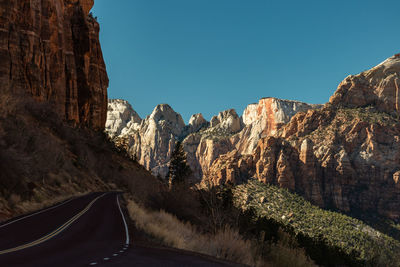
[92,0,400,123]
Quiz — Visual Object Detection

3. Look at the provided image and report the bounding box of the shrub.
[127,200,258,266]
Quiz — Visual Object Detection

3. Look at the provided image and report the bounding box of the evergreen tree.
[167,141,192,188]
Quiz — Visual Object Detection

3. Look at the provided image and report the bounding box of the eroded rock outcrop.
[119,104,185,178]
[183,109,242,180]
[330,54,400,115]
[105,99,141,138]
[0,0,108,129]
[106,98,317,180]
[235,97,321,154]
[208,54,400,221]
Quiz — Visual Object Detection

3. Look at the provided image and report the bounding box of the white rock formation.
[135,104,185,178]
[182,109,242,180]
[236,97,322,154]
[105,99,141,138]
[106,98,321,181]
[188,113,208,133]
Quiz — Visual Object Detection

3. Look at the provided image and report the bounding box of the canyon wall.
[208,55,400,221]
[0,0,108,129]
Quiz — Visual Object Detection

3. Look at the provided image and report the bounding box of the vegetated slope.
[126,183,317,267]
[233,179,400,266]
[0,92,158,221]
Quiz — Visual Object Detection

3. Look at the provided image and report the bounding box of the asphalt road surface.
[0,192,237,266]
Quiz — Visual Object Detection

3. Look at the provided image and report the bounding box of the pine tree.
[167,141,192,188]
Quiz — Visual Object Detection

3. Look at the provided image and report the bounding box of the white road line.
[0,193,107,255]
[0,197,77,229]
[103,257,110,261]
[89,262,97,265]
[116,195,130,245]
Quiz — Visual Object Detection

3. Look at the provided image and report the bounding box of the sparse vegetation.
[127,200,257,266]
[2,89,399,266]
[167,141,192,188]
[233,179,400,266]
[132,183,316,267]
[337,106,398,126]
[0,91,158,220]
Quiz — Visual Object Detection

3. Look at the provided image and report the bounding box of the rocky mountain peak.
[105,99,141,138]
[188,113,208,132]
[236,98,321,154]
[207,56,400,221]
[366,54,400,80]
[106,97,317,180]
[150,104,184,124]
[147,104,185,137]
[330,53,400,115]
[243,97,322,128]
[210,109,242,134]
[68,0,94,15]
[80,0,94,15]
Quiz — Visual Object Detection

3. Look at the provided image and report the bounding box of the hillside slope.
[233,179,400,266]
[0,92,158,220]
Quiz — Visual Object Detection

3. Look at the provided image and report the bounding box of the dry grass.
[127,200,259,266]
[268,243,313,267]
[14,191,88,216]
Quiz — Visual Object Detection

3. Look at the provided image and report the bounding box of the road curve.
[0,192,237,266]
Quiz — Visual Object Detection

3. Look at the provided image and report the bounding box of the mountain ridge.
[208,54,400,222]
[106,97,320,180]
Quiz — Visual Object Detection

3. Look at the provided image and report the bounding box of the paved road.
[0,192,236,266]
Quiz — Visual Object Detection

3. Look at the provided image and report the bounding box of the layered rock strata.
[106,98,318,180]
[208,54,400,221]
[235,98,321,154]
[0,0,108,129]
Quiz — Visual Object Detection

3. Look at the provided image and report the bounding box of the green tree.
[167,141,192,188]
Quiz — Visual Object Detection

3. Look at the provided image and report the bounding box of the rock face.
[106,98,318,180]
[330,54,400,115]
[188,113,208,133]
[208,55,400,221]
[0,0,108,129]
[108,102,186,178]
[235,98,322,154]
[183,109,242,180]
[105,99,141,138]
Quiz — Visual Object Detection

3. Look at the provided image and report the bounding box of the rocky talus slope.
[0,0,108,129]
[208,54,400,221]
[106,98,319,180]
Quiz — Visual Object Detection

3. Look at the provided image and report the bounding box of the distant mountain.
[209,54,400,222]
[106,98,319,180]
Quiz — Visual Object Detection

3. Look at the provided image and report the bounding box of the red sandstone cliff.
[208,55,400,221]
[0,0,108,129]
